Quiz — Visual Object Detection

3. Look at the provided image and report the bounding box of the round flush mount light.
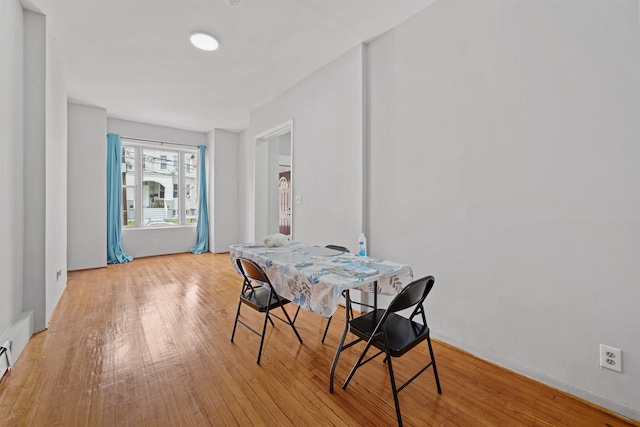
[190,32,219,51]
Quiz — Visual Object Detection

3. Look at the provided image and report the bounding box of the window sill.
[123,224,197,231]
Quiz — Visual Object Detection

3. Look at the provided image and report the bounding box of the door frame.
[254,119,294,240]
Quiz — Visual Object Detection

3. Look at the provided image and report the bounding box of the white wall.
[237,129,253,243]
[45,18,68,322]
[210,129,239,252]
[69,115,220,261]
[121,227,197,258]
[0,0,67,370]
[243,45,364,249]
[367,0,639,419]
[109,118,207,147]
[23,9,47,331]
[67,103,107,271]
[23,8,68,331]
[0,0,28,369]
[108,118,206,258]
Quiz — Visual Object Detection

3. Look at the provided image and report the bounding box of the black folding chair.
[342,276,442,427]
[231,257,302,364]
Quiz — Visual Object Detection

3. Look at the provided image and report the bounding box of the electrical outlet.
[600,344,622,373]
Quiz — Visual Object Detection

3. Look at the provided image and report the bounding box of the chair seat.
[240,286,291,312]
[349,309,430,358]
[232,257,303,365]
[341,276,440,427]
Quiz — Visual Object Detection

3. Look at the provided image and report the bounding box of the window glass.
[143,148,177,225]
[184,153,198,224]
[121,142,198,227]
[122,146,136,226]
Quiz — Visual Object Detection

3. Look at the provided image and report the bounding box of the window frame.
[121,139,199,228]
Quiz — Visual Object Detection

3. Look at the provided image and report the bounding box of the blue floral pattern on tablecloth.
[229,242,413,317]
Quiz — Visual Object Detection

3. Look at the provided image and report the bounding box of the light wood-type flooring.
[0,252,637,426]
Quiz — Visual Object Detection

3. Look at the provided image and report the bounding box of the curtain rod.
[119,135,200,148]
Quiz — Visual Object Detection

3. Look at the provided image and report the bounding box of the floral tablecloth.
[229,242,413,317]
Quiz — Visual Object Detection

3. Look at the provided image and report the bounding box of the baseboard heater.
[0,341,13,380]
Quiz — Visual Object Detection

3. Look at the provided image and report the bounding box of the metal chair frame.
[231,257,302,364]
[321,244,379,344]
[341,276,442,427]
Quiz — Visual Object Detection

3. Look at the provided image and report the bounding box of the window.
[184,153,198,224]
[121,140,199,227]
[122,146,136,226]
[186,153,195,173]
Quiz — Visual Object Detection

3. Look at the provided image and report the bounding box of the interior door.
[278,172,291,236]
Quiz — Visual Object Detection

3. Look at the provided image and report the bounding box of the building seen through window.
[121,141,199,227]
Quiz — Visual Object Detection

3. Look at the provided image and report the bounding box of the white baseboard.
[431,332,639,423]
[0,311,34,375]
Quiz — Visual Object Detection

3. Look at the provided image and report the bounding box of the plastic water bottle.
[358,233,367,257]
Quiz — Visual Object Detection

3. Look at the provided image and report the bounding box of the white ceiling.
[27,0,434,133]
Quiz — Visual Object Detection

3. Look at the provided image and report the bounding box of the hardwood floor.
[0,252,637,426]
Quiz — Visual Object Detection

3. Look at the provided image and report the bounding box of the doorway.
[278,172,291,235]
[254,120,293,240]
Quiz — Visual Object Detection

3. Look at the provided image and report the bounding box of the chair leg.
[324,294,353,344]
[321,316,332,343]
[386,351,404,427]
[231,300,242,342]
[427,335,442,394]
[342,340,374,390]
[256,306,271,365]
[279,303,303,344]
[330,290,352,393]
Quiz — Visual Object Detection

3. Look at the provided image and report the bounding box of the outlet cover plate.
[600,344,622,373]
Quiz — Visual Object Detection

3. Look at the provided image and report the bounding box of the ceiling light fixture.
[190,32,219,51]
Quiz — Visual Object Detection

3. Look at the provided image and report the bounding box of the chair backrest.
[237,258,270,284]
[387,276,435,314]
[326,244,350,253]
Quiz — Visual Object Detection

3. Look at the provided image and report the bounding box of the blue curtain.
[190,145,209,254]
[106,133,133,263]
